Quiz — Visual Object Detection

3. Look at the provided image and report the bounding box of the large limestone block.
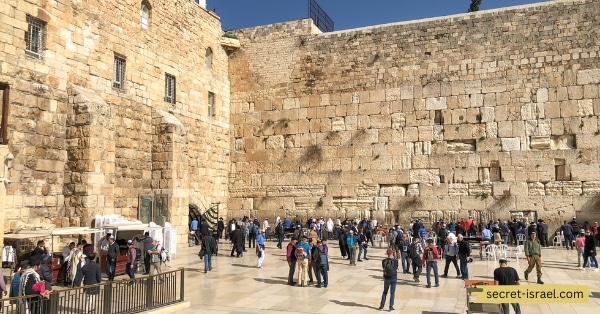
[492,182,510,196]
[582,181,600,195]
[577,69,600,85]
[283,98,300,109]
[578,99,593,116]
[385,88,402,101]
[577,134,600,149]
[497,121,512,137]
[391,113,406,129]
[425,97,447,110]
[448,183,469,196]
[409,169,439,184]
[515,196,544,211]
[501,137,521,152]
[406,184,420,196]
[453,167,477,183]
[373,196,389,211]
[528,182,545,196]
[571,164,600,181]
[480,107,495,122]
[537,88,549,103]
[380,185,407,197]
[543,196,573,212]
[544,182,563,196]
[460,196,488,210]
[331,117,345,131]
[530,136,550,150]
[562,181,582,196]
[266,135,284,149]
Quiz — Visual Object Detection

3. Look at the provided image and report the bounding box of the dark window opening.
[490,160,501,182]
[554,158,569,181]
[208,92,215,116]
[434,110,444,125]
[0,82,9,144]
[164,73,176,104]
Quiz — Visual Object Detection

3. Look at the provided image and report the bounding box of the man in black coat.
[217,217,225,241]
[74,253,102,314]
[230,229,244,257]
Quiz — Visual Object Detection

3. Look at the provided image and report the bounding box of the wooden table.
[464,279,502,314]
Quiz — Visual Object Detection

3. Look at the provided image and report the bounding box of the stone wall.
[0,0,230,243]
[228,0,600,229]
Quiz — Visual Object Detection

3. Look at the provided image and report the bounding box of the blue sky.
[210,0,547,31]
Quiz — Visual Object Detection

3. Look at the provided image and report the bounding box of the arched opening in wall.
[205,48,213,68]
[140,1,151,29]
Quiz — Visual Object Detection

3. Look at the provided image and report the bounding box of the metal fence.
[1,268,184,314]
[308,0,334,32]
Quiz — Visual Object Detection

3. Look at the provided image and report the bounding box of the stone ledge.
[141,301,190,314]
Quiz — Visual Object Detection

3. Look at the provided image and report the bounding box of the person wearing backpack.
[409,237,423,282]
[422,238,440,288]
[296,236,311,287]
[315,239,329,288]
[248,222,257,249]
[378,248,398,311]
[286,238,299,286]
[147,239,162,275]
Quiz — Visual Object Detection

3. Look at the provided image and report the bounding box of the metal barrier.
[1,268,184,314]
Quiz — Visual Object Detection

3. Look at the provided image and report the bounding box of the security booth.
[100,223,163,276]
[3,231,51,270]
[48,227,102,284]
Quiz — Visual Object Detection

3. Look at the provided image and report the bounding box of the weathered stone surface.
[501,138,521,152]
[570,164,600,181]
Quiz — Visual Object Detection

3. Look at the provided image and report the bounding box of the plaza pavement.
[153,238,600,314]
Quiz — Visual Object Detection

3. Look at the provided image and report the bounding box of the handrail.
[2,268,185,313]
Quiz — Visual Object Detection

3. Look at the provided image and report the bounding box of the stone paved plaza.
[147,238,600,313]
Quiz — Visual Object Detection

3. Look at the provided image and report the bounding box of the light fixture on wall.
[0,176,11,184]
[5,153,14,161]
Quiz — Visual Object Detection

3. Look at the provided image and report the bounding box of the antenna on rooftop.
[308,0,334,32]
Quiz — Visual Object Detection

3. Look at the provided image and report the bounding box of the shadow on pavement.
[330,300,379,310]
[253,277,287,285]
[231,263,258,268]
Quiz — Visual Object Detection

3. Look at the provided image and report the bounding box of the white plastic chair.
[373,234,383,247]
[497,244,508,259]
[486,245,497,261]
[514,245,524,262]
[553,232,563,248]
[516,234,525,246]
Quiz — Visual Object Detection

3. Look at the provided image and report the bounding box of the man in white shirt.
[62,242,75,264]
[263,218,270,233]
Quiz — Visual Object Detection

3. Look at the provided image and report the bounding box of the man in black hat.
[217,217,225,241]
[19,255,47,312]
[494,258,521,314]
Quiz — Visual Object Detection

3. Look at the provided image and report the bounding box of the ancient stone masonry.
[228,0,600,230]
[0,0,231,244]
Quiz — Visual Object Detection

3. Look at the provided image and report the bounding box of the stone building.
[228,0,600,230]
[0,0,231,244]
[2,0,600,248]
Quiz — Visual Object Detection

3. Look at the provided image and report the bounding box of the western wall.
[0,0,231,244]
[227,0,600,230]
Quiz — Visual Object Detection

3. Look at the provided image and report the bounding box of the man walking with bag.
[442,235,461,278]
[423,239,440,288]
[379,249,398,311]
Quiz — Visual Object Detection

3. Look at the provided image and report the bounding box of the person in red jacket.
[422,238,440,288]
